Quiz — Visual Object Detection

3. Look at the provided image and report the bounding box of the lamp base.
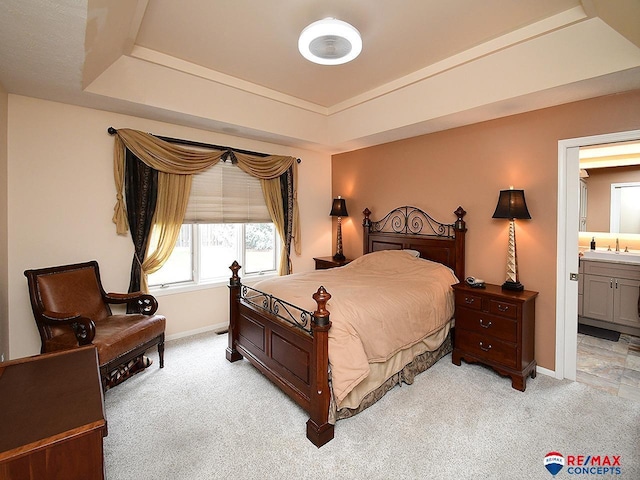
[332,253,346,261]
[502,280,524,291]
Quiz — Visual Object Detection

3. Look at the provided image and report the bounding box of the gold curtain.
[235,152,301,257]
[140,173,191,292]
[111,128,301,288]
[261,179,290,275]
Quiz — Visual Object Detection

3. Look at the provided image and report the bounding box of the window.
[148,159,279,288]
[148,222,278,287]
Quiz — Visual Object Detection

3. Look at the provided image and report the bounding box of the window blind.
[183,160,271,224]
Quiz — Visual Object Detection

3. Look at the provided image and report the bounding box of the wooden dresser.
[313,256,353,270]
[0,346,107,479]
[452,282,538,391]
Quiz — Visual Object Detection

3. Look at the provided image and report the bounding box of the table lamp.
[330,196,348,261]
[492,188,531,291]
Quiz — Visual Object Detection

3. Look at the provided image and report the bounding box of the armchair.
[24,260,166,390]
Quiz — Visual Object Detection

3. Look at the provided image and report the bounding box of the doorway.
[557,129,640,382]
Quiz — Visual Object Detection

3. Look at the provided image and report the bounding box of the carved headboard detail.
[362,206,467,280]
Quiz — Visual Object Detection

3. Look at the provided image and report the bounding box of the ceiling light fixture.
[298,18,362,65]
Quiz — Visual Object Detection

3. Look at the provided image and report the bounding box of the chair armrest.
[105,292,159,315]
[40,311,96,345]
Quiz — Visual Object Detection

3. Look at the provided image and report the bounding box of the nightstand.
[452,282,538,391]
[313,256,352,270]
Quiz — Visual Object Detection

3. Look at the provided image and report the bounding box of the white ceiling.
[135,0,583,107]
[1,0,639,153]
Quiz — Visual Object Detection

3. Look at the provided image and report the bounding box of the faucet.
[615,238,619,253]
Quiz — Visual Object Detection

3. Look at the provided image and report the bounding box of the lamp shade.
[492,189,531,220]
[330,197,348,217]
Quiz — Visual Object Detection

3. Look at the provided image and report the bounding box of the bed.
[226,205,467,447]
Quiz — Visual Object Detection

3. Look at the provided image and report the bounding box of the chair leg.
[101,368,109,392]
[158,341,164,368]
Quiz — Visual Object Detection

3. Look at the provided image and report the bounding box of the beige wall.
[0,83,7,362]
[332,89,640,372]
[7,95,332,359]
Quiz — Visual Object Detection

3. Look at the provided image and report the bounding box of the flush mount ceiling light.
[298,18,362,65]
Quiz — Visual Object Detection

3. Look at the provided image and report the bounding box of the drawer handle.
[464,297,475,304]
[497,304,509,312]
[479,319,492,328]
[479,342,492,352]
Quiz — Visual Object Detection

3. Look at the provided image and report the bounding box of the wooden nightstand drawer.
[489,299,518,319]
[454,291,483,311]
[455,307,517,343]
[455,329,517,369]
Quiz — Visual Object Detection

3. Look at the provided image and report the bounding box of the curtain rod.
[107,127,301,163]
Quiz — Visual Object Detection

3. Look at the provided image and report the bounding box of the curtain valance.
[112,128,300,246]
[110,128,301,288]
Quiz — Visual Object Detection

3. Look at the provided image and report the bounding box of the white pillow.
[404,249,420,258]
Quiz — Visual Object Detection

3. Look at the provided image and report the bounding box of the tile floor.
[576,331,640,402]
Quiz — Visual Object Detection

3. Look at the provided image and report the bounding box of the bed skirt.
[329,331,453,423]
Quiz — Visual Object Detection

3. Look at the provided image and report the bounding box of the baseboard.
[165,322,228,342]
[536,365,556,378]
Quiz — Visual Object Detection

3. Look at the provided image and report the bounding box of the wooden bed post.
[306,286,334,448]
[226,261,243,362]
[453,206,467,281]
[362,208,372,254]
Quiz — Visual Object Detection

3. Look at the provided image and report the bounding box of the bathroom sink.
[581,250,640,264]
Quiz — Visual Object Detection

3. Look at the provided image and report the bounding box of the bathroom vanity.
[579,251,640,336]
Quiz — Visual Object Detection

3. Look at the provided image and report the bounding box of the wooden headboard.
[363,206,467,281]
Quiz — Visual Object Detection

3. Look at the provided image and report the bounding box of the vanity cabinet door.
[614,277,640,327]
[583,274,614,322]
[580,260,640,335]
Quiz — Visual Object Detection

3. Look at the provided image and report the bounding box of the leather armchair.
[24,260,166,390]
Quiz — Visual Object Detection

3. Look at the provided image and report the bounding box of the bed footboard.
[226,261,334,447]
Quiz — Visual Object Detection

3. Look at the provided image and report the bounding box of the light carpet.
[104,331,640,479]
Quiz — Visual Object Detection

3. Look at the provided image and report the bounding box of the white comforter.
[253,249,457,405]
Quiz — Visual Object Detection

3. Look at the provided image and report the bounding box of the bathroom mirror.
[610,182,640,233]
[579,141,640,235]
